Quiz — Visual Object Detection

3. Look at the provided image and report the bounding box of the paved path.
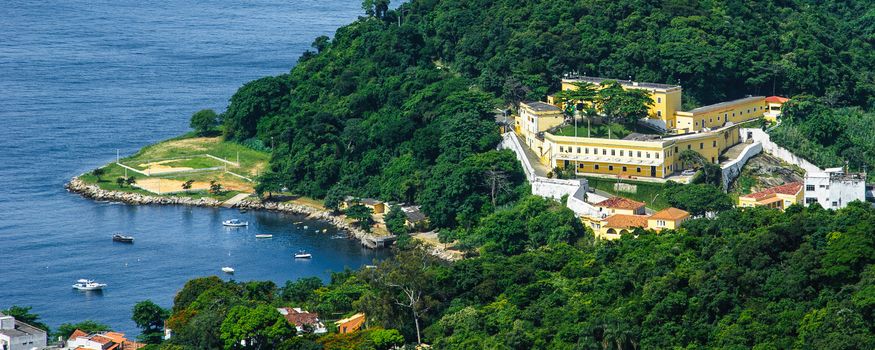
[222,193,252,208]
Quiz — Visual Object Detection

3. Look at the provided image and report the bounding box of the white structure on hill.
[0,312,47,350]
[803,167,866,209]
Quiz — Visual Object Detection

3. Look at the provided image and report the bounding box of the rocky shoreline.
[65,177,386,248]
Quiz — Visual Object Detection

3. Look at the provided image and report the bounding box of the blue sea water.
[0,0,382,335]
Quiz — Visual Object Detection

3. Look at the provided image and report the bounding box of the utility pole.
[116,149,119,163]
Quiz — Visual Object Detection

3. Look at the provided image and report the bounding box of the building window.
[577,147,581,153]
[718,116,721,121]
[658,97,662,103]
[656,153,660,159]
[622,166,627,172]
[709,117,712,123]
[657,111,662,117]
[832,201,838,207]
[636,167,641,173]
[806,185,815,191]
[559,146,563,152]
[609,165,614,171]
[579,163,585,169]
[585,148,589,154]
[724,113,728,119]
[637,151,641,157]
[687,145,691,150]
[657,220,665,227]
[805,197,816,204]
[602,149,607,155]
[595,165,599,170]
[675,146,678,152]
[712,141,716,147]
[620,150,624,156]
[646,152,650,158]
[611,150,615,156]
[700,142,704,149]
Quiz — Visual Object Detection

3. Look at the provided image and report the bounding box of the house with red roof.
[737,181,803,211]
[764,96,790,121]
[276,307,327,334]
[64,329,145,350]
[582,206,691,240]
[594,197,646,216]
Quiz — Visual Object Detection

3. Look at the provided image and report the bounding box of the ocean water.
[0,0,383,335]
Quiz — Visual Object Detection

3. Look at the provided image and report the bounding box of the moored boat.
[255,234,273,239]
[294,250,312,259]
[222,267,235,274]
[72,279,106,291]
[112,233,134,243]
[223,219,248,227]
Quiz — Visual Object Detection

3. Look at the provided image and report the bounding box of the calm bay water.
[0,0,384,335]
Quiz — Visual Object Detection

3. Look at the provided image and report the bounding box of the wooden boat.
[112,234,134,243]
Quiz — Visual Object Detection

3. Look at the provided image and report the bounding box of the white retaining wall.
[499,132,599,216]
[740,128,823,174]
[720,142,762,190]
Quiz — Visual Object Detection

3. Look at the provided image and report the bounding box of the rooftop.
[741,182,803,200]
[0,312,47,338]
[686,96,764,114]
[765,96,789,103]
[603,214,649,229]
[401,206,427,222]
[335,313,366,325]
[562,75,681,91]
[521,101,562,112]
[649,207,690,220]
[595,197,646,210]
[277,307,321,327]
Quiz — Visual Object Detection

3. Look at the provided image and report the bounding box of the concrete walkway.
[222,193,252,208]
[513,133,551,177]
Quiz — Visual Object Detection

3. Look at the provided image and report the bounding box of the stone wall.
[720,141,762,190]
[740,128,823,174]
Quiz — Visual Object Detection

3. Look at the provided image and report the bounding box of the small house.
[340,197,385,214]
[276,307,327,334]
[335,313,366,334]
[594,197,646,216]
[738,182,803,211]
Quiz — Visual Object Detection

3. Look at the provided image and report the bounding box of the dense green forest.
[151,201,873,349]
[771,95,875,180]
[223,0,875,230]
[151,0,875,348]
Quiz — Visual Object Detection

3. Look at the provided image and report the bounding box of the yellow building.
[540,122,741,178]
[737,182,803,211]
[674,96,767,133]
[582,206,690,239]
[647,207,690,231]
[764,96,789,122]
[549,76,683,130]
[517,101,565,160]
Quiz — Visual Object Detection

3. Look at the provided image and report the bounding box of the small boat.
[72,279,106,291]
[223,219,248,227]
[294,250,312,259]
[222,267,235,274]
[239,209,248,213]
[303,225,308,229]
[322,229,328,233]
[255,234,273,239]
[112,233,134,243]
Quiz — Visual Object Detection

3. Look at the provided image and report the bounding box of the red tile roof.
[603,214,648,229]
[765,96,789,103]
[90,335,114,345]
[743,182,803,200]
[278,307,320,327]
[649,207,690,221]
[69,329,89,341]
[595,197,645,210]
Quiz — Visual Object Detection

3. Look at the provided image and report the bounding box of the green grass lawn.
[553,121,660,139]
[79,164,241,201]
[584,176,670,210]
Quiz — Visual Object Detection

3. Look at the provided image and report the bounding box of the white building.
[0,313,47,350]
[803,167,866,209]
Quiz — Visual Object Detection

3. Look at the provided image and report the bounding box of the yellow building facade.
[737,182,803,211]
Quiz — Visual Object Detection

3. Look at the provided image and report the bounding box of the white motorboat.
[255,234,273,239]
[294,250,312,259]
[222,267,235,274]
[223,219,248,227]
[72,279,106,291]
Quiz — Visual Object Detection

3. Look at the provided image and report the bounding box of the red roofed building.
[738,182,803,211]
[276,307,327,334]
[764,96,789,121]
[65,329,145,350]
[594,197,646,216]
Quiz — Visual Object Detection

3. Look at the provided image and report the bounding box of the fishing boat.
[222,267,235,274]
[255,234,273,239]
[222,219,248,227]
[294,250,312,259]
[112,233,134,243]
[72,279,106,291]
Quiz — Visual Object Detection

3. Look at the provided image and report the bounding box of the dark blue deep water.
[0,0,382,335]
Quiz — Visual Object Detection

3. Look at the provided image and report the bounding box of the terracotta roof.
[278,307,320,327]
[595,197,645,210]
[649,207,690,221]
[765,96,789,103]
[603,214,648,229]
[743,182,802,200]
[90,335,114,345]
[103,332,127,343]
[69,329,89,341]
